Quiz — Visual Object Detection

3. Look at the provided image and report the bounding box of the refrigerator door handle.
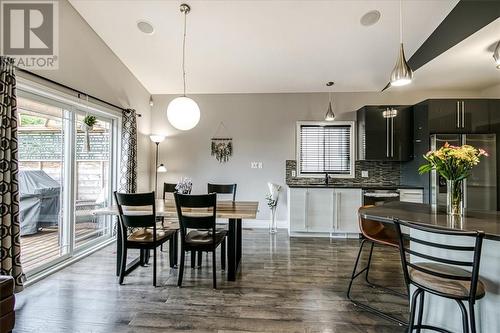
[462,101,465,128]
[386,117,390,157]
[391,117,394,157]
[456,101,460,128]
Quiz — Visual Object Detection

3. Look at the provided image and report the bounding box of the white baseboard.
[239,219,288,229]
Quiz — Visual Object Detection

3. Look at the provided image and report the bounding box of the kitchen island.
[360,202,500,332]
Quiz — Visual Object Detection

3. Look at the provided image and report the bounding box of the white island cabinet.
[287,187,362,237]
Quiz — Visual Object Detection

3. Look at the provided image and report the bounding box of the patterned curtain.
[119,109,137,193]
[0,57,25,292]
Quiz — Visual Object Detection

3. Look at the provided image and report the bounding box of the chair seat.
[409,262,486,299]
[128,228,175,243]
[185,230,227,245]
[158,221,179,230]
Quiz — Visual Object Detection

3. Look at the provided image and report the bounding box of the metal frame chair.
[394,218,485,333]
[347,206,408,326]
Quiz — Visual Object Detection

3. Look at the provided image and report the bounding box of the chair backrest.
[163,182,178,199]
[114,191,156,229]
[207,183,237,201]
[358,206,398,246]
[174,193,217,239]
[393,219,484,302]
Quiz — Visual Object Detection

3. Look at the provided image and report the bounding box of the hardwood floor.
[20,223,110,273]
[15,229,407,332]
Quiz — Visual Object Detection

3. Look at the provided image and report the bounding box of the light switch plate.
[361,170,369,178]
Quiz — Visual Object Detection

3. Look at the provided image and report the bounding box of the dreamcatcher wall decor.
[211,121,233,163]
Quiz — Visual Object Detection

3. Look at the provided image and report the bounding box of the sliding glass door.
[18,95,69,273]
[74,112,113,250]
[17,86,118,276]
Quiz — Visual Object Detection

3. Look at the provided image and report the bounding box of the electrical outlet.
[258,162,263,169]
[291,170,296,177]
[361,170,369,178]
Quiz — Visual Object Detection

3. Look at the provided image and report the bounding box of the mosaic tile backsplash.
[285,160,401,186]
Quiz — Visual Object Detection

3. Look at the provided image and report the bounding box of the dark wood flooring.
[15,229,407,332]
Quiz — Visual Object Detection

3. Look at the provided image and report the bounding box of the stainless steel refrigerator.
[430,134,497,211]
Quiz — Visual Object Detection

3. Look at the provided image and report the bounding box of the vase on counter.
[447,180,464,216]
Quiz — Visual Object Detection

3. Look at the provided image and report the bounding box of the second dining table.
[93,199,259,281]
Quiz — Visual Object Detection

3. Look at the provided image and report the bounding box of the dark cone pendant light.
[389,0,413,87]
[325,82,335,121]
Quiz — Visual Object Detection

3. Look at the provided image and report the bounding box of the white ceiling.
[70,0,462,94]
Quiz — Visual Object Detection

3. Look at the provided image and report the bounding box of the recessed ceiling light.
[360,10,381,27]
[137,20,154,34]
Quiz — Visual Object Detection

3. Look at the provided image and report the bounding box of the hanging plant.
[211,121,233,163]
[83,114,97,129]
[82,114,97,152]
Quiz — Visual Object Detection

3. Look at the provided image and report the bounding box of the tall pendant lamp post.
[325,82,336,121]
[150,135,166,195]
[167,3,200,131]
[389,0,413,86]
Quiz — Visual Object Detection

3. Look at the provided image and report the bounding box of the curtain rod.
[16,67,142,117]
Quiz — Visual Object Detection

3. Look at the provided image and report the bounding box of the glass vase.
[447,180,464,216]
[269,208,277,234]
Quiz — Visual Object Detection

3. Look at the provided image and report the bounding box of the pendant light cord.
[182,10,187,97]
[399,0,403,43]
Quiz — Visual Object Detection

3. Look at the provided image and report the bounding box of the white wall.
[481,84,500,98]
[151,89,482,221]
[18,0,152,191]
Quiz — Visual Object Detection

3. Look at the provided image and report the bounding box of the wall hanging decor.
[211,121,233,163]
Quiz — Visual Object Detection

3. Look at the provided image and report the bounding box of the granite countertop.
[359,201,500,241]
[286,183,424,189]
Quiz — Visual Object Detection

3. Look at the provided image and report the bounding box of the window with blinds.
[298,124,352,175]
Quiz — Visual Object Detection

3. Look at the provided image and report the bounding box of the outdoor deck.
[20,223,111,273]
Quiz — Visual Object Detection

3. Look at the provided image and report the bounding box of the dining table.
[92,199,259,281]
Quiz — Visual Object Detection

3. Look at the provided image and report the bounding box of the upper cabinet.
[357,105,413,162]
[419,99,490,134]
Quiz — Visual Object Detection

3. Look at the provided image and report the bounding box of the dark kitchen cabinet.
[427,99,462,133]
[357,105,413,161]
[423,99,490,134]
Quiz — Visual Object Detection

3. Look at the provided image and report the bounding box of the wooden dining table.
[93,199,259,281]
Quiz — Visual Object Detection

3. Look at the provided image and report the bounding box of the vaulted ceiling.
[70,0,492,94]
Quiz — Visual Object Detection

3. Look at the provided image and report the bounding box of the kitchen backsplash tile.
[285,160,401,186]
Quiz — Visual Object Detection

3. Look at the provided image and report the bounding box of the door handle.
[335,192,341,230]
[390,117,394,157]
[456,101,460,128]
[332,192,335,231]
[386,117,390,157]
[462,101,465,128]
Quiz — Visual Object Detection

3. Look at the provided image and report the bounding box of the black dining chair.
[393,219,485,333]
[196,183,235,267]
[114,191,177,286]
[163,182,178,197]
[207,183,237,202]
[174,193,227,289]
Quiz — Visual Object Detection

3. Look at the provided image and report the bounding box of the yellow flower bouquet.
[418,143,488,215]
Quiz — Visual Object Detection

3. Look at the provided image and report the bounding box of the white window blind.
[299,125,352,174]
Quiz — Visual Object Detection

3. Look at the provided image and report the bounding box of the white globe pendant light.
[167,4,200,131]
[167,96,200,130]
